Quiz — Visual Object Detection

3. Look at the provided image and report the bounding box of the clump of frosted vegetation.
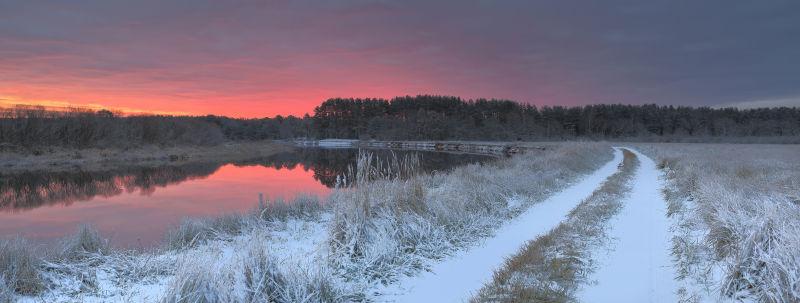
[162,255,235,303]
[329,143,612,293]
[639,143,800,302]
[0,224,113,301]
[164,194,325,250]
[0,277,13,303]
[241,243,339,302]
[0,238,44,296]
[163,233,341,303]
[59,224,108,260]
[256,193,324,222]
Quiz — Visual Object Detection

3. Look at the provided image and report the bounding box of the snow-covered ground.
[577,149,677,302]
[19,217,330,303]
[379,148,624,302]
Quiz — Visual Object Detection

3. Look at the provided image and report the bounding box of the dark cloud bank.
[1,0,799,110]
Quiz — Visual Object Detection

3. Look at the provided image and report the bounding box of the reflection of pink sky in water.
[0,165,330,248]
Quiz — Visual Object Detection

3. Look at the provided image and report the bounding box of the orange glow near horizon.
[0,93,330,118]
[1,80,481,118]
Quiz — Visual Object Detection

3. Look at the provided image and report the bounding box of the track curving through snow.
[382,148,625,302]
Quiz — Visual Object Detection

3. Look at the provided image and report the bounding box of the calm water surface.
[0,148,490,248]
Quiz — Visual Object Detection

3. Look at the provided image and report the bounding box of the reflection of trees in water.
[235,148,358,187]
[0,148,491,212]
[0,163,221,212]
[239,148,491,187]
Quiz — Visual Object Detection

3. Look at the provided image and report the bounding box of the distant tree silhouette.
[2,96,799,149]
[309,95,800,142]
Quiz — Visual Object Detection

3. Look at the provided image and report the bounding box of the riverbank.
[3,142,613,302]
[0,141,293,174]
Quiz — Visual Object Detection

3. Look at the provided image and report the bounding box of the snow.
[19,217,330,303]
[577,148,677,302]
[381,148,625,302]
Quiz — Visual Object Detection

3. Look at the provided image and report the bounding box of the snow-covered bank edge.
[12,216,331,303]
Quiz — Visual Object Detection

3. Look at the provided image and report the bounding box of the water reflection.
[0,148,490,247]
[0,163,220,212]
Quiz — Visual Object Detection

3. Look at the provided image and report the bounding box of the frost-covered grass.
[637,143,800,303]
[328,142,613,298]
[0,238,44,296]
[3,142,613,302]
[3,194,328,303]
[58,224,109,261]
[165,194,324,250]
[472,149,638,302]
[0,278,13,303]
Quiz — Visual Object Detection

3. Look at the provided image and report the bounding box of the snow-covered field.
[636,144,800,303]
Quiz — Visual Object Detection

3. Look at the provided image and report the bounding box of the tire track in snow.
[381,148,625,302]
[577,149,677,302]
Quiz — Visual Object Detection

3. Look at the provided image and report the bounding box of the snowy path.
[382,148,624,302]
[577,149,677,302]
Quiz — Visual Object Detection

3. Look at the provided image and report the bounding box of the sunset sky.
[1,1,799,118]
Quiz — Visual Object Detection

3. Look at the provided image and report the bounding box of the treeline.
[2,95,799,149]
[0,106,225,148]
[311,96,800,141]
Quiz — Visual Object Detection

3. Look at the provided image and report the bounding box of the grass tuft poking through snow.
[472,149,639,302]
[162,254,235,303]
[59,224,109,261]
[242,243,339,302]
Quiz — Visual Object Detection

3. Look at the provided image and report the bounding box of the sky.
[1,0,799,118]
